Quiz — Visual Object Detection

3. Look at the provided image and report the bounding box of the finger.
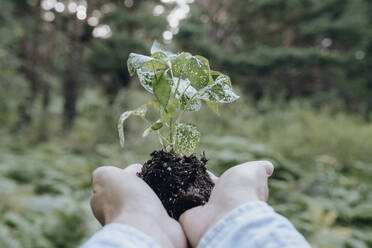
[207,170,219,183]
[90,194,105,226]
[242,161,271,201]
[241,160,274,177]
[123,164,142,175]
[92,165,120,183]
[179,206,205,247]
[91,166,123,193]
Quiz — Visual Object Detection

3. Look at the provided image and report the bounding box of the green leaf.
[118,104,147,148]
[210,70,222,76]
[199,74,239,103]
[151,121,163,130]
[171,52,191,77]
[151,40,174,57]
[195,55,210,67]
[153,72,171,109]
[143,59,167,73]
[143,119,163,137]
[147,99,161,110]
[166,98,178,115]
[174,123,201,156]
[171,54,211,90]
[207,101,220,116]
[185,56,210,90]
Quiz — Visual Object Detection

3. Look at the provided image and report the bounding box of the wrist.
[111,212,175,248]
[200,199,261,239]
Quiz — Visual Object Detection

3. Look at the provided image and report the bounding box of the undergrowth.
[1,88,372,247]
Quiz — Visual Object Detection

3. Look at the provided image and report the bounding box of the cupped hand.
[179,161,274,247]
[90,164,187,248]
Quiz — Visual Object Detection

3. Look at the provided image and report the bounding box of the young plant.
[118,41,239,156]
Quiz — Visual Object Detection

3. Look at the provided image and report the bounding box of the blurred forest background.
[1,0,372,247]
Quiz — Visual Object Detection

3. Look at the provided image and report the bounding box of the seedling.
[117,41,239,219]
[118,41,239,156]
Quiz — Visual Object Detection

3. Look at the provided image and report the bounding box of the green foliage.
[119,41,239,155]
[0,138,97,248]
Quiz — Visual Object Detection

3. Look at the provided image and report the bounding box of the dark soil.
[137,150,215,219]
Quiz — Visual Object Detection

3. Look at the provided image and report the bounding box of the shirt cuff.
[197,201,271,248]
[81,223,160,248]
[197,201,311,248]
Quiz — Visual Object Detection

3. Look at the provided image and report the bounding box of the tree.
[176,0,372,114]
[4,0,169,132]
[87,0,167,103]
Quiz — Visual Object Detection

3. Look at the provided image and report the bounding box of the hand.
[179,161,274,247]
[90,164,187,248]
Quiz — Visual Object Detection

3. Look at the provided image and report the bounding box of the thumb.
[179,206,207,247]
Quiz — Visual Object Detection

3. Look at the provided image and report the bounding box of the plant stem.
[177,92,198,123]
[173,76,182,100]
[180,82,191,97]
[141,116,152,126]
[142,116,168,149]
[158,129,168,150]
[169,117,175,152]
[174,82,192,122]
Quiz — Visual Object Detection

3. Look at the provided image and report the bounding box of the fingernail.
[265,162,274,176]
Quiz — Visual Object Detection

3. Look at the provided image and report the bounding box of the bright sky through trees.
[39,0,193,41]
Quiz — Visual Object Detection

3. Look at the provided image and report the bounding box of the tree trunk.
[63,19,83,130]
[38,24,56,141]
[13,8,41,134]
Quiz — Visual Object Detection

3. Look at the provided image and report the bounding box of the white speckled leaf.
[153,72,171,108]
[142,126,152,137]
[127,53,167,93]
[136,67,155,93]
[151,40,174,57]
[172,77,201,111]
[180,95,201,111]
[132,104,147,116]
[172,77,195,97]
[138,61,167,92]
[118,104,147,148]
[199,74,239,103]
[171,52,191,77]
[151,51,168,62]
[185,56,210,90]
[127,53,152,76]
[174,123,200,156]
